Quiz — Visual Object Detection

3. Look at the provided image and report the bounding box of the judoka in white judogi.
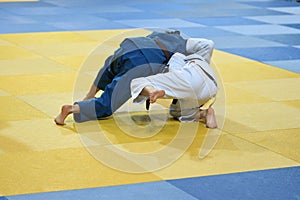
[130,52,218,123]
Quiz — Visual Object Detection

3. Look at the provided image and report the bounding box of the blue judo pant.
[73,40,167,122]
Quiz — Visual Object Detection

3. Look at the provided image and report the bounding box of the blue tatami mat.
[223,46,300,62]
[5,182,198,200]
[168,166,300,200]
[5,166,300,200]
[1,0,299,72]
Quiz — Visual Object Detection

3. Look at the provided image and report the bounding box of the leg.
[64,78,115,123]
[131,70,188,110]
[73,75,122,123]
[111,63,165,113]
[55,104,80,125]
[85,55,116,100]
[83,84,100,100]
[141,85,165,103]
[87,46,147,102]
[200,107,217,129]
[84,51,126,101]
[77,49,151,121]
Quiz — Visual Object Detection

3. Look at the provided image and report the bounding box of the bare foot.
[205,107,217,129]
[54,105,73,125]
[149,89,165,103]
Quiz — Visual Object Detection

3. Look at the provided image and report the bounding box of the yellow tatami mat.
[0,30,299,196]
